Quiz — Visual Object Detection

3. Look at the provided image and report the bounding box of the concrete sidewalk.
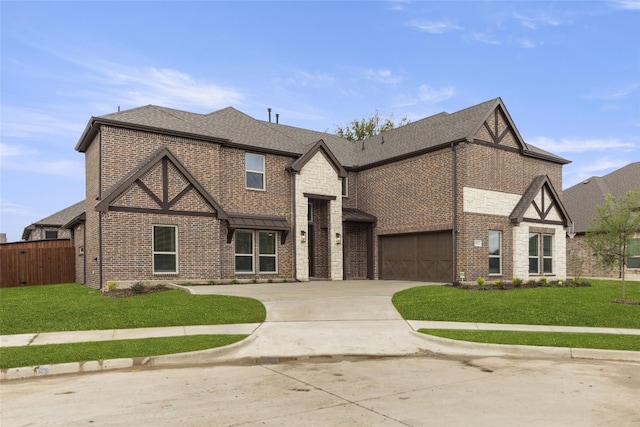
[2,320,639,348]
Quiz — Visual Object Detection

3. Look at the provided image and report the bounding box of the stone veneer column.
[294,152,343,281]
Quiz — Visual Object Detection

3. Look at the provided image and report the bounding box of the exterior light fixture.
[300,230,306,243]
[335,232,342,245]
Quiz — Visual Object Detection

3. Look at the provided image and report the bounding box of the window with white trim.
[245,153,265,190]
[628,239,640,269]
[258,231,277,273]
[488,230,502,275]
[234,230,254,273]
[528,232,553,275]
[153,225,177,274]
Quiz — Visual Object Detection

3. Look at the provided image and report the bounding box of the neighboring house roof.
[563,162,640,233]
[22,200,85,240]
[75,98,569,170]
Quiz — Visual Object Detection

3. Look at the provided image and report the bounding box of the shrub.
[477,277,486,289]
[131,281,146,294]
[208,280,217,286]
[252,278,258,284]
[512,277,523,287]
[495,279,504,289]
[230,279,240,285]
[526,279,537,287]
[267,279,273,283]
[539,276,548,285]
[107,282,118,291]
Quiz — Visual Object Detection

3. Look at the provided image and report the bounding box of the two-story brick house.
[73,97,571,289]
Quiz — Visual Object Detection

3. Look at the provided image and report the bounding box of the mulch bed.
[103,285,171,298]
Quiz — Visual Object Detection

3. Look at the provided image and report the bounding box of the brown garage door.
[379,231,453,282]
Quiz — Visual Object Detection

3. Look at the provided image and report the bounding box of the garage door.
[379,231,453,282]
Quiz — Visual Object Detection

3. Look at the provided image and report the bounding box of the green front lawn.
[0,335,247,369]
[0,283,266,335]
[420,329,640,352]
[393,279,640,328]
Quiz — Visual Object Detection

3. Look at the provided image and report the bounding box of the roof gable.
[96,147,227,219]
[287,139,347,178]
[510,175,571,226]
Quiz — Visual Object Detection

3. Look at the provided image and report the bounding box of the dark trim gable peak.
[96,146,227,219]
[286,139,348,178]
[510,175,571,227]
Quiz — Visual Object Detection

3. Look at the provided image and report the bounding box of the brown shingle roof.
[563,162,640,233]
[75,98,569,169]
[22,200,85,240]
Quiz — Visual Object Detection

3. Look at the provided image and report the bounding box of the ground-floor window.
[258,231,277,272]
[628,239,640,268]
[488,230,502,275]
[235,230,278,274]
[235,230,254,273]
[529,232,553,275]
[153,225,177,274]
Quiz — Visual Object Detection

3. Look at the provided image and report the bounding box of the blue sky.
[1,0,639,242]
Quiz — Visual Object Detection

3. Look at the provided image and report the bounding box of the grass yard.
[0,335,247,370]
[0,283,266,335]
[393,279,640,351]
[392,279,640,328]
[419,329,640,352]
[0,283,266,369]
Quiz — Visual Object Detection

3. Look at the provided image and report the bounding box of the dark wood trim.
[136,179,163,207]
[108,206,218,217]
[472,138,522,154]
[168,184,195,209]
[518,217,565,226]
[303,193,337,201]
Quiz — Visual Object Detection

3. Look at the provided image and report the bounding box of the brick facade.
[75,99,570,288]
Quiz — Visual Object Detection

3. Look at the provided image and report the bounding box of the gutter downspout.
[98,127,103,290]
[451,142,458,283]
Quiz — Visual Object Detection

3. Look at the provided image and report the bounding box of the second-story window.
[245,153,265,190]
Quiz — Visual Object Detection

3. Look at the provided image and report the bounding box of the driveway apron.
[183,280,438,359]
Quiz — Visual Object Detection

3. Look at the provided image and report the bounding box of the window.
[235,230,254,273]
[245,153,265,190]
[543,234,553,274]
[627,239,640,269]
[153,225,177,274]
[258,231,277,273]
[235,230,278,274]
[342,177,348,197]
[528,233,539,274]
[308,202,313,223]
[529,232,553,275]
[488,230,502,275]
[45,230,58,239]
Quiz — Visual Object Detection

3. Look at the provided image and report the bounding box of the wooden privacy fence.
[0,240,75,288]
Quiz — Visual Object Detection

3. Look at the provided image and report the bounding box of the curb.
[3,332,639,382]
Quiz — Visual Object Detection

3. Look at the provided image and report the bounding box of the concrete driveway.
[186,280,425,321]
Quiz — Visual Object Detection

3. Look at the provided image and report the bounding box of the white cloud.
[363,69,401,85]
[410,20,463,34]
[517,38,536,48]
[583,83,639,101]
[275,70,334,88]
[609,1,640,10]
[1,107,82,140]
[98,66,244,110]
[0,142,83,179]
[417,85,455,103]
[472,32,502,45]
[564,157,634,188]
[513,12,561,29]
[528,136,636,153]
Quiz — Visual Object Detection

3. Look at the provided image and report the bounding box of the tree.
[585,188,640,301]
[335,111,409,141]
